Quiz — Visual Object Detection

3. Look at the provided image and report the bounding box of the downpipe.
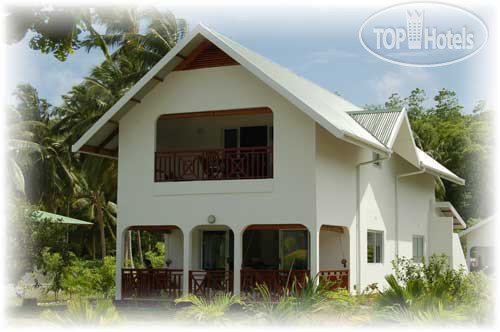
[356,154,389,294]
[395,167,426,257]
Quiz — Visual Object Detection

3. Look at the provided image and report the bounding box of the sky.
[5,1,497,113]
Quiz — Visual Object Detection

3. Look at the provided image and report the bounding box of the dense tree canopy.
[370,88,494,221]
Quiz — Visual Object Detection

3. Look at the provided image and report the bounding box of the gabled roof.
[433,201,466,229]
[348,109,401,146]
[71,24,465,187]
[72,24,389,157]
[460,216,495,237]
[416,148,465,185]
[348,108,464,185]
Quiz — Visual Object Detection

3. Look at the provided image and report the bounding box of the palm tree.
[81,7,187,69]
[71,156,117,259]
[6,107,42,195]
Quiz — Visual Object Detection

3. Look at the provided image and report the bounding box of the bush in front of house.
[375,254,492,323]
[61,255,116,299]
[41,298,122,326]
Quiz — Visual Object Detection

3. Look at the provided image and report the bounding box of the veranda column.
[310,226,320,280]
[182,226,192,296]
[232,226,243,295]
[115,227,125,300]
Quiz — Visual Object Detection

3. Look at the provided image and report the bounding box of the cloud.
[296,48,377,73]
[5,36,104,107]
[372,67,433,103]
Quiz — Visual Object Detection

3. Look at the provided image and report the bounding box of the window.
[413,235,424,263]
[367,230,383,263]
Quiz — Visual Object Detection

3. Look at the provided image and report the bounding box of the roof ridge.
[348,109,403,115]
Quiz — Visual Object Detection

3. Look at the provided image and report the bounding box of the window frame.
[412,235,425,263]
[367,230,384,264]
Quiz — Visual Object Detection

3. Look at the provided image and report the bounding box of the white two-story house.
[72,24,467,300]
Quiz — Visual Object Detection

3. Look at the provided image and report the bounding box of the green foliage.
[62,256,116,298]
[144,242,166,268]
[39,248,65,299]
[41,298,122,326]
[376,255,492,323]
[175,293,242,323]
[246,276,332,322]
[370,88,494,222]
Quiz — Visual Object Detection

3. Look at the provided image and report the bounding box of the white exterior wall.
[428,217,453,265]
[462,221,495,269]
[315,125,438,291]
[114,64,459,298]
[116,65,317,298]
[452,233,467,270]
[165,229,184,269]
[319,230,349,270]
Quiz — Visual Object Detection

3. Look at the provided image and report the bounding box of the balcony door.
[202,230,234,271]
[223,126,269,149]
[240,126,268,147]
[279,230,309,270]
[242,229,309,270]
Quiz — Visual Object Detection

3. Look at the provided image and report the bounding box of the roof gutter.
[343,131,392,156]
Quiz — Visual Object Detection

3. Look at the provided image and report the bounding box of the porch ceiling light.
[207,215,216,224]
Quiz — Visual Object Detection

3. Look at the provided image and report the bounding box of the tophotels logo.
[359,2,488,67]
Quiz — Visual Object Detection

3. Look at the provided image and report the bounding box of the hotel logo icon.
[406,10,424,49]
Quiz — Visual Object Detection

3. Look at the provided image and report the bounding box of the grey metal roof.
[348,110,402,146]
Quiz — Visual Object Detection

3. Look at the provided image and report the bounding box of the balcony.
[155,146,273,182]
[155,108,274,183]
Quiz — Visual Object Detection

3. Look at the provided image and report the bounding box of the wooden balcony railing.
[318,269,349,290]
[189,270,233,297]
[240,269,310,295]
[155,146,272,182]
[121,268,183,298]
[121,268,348,299]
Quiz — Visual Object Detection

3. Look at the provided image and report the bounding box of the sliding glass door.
[280,230,309,270]
[242,229,309,270]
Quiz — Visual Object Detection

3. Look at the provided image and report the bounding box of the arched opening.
[154,108,274,182]
[189,225,234,296]
[318,225,350,290]
[241,224,310,294]
[121,225,183,299]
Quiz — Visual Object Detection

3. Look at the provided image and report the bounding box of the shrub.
[39,247,65,300]
[144,242,166,268]
[62,256,116,298]
[175,293,242,323]
[376,254,491,323]
[41,298,122,326]
[245,275,332,323]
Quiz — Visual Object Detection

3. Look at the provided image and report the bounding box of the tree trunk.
[105,218,116,241]
[137,231,144,266]
[95,202,106,260]
[128,230,135,269]
[92,230,96,260]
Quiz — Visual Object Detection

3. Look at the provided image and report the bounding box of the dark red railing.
[189,270,234,296]
[155,146,272,182]
[121,268,183,298]
[318,269,349,290]
[240,269,310,295]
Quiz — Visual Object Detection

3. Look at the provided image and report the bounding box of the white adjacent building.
[72,25,467,300]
